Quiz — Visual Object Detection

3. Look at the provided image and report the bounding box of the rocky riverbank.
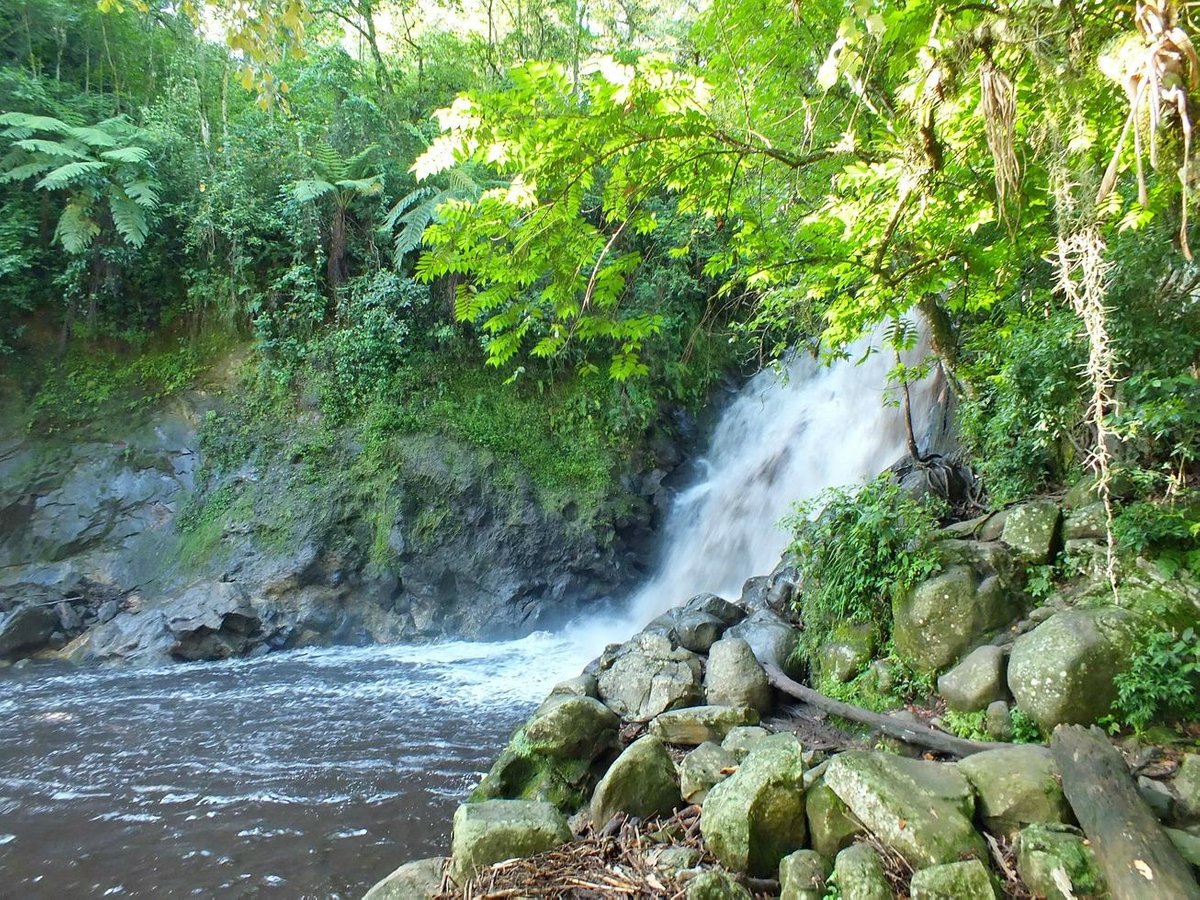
[0,374,686,667]
[366,493,1200,899]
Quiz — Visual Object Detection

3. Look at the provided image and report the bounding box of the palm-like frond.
[109,185,151,248]
[335,176,383,196]
[101,146,152,164]
[12,138,89,159]
[0,160,57,184]
[66,126,119,149]
[124,179,160,208]
[0,112,71,139]
[291,178,337,203]
[36,160,106,190]
[55,199,101,254]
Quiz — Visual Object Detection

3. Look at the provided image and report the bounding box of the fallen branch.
[764,665,1015,757]
[1051,725,1200,900]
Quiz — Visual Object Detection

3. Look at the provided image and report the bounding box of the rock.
[824,751,985,868]
[1138,776,1175,820]
[680,742,739,804]
[721,726,771,760]
[650,706,760,746]
[909,860,996,899]
[1166,827,1200,867]
[646,609,727,654]
[448,799,571,884]
[0,604,57,658]
[1174,754,1200,823]
[685,870,752,899]
[1014,824,1106,900]
[1063,472,1134,509]
[684,592,747,626]
[1007,606,1140,732]
[725,609,803,679]
[597,633,703,722]
[1001,499,1062,564]
[589,736,680,828]
[548,675,597,699]
[54,601,82,633]
[363,857,445,900]
[832,844,892,900]
[779,849,831,900]
[96,598,121,624]
[705,637,772,713]
[163,581,260,661]
[653,845,702,874]
[937,645,1006,712]
[64,609,174,664]
[471,744,596,811]
[957,746,1071,836]
[700,733,807,876]
[524,696,620,759]
[867,659,895,694]
[806,776,862,858]
[985,701,1014,742]
[816,623,875,684]
[893,566,1013,675]
[1064,503,1108,541]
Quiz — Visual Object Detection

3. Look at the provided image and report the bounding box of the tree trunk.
[362,0,393,95]
[1050,726,1200,900]
[327,202,348,305]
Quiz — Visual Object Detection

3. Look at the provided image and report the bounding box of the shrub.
[1109,626,1200,733]
[782,477,945,654]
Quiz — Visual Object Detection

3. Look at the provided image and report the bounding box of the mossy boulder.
[700,733,807,876]
[957,745,1071,836]
[705,637,772,712]
[524,695,620,758]
[363,857,445,900]
[937,644,1006,712]
[779,849,832,900]
[909,860,996,899]
[832,844,892,900]
[685,869,753,899]
[722,725,771,760]
[823,751,985,869]
[649,705,760,746]
[1007,606,1140,732]
[1001,499,1062,564]
[806,776,863,858]
[1013,824,1106,900]
[894,566,1014,675]
[680,741,739,805]
[589,735,680,828]
[448,799,571,884]
[817,623,876,685]
[1174,753,1200,824]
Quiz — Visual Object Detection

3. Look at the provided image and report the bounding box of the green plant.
[1009,707,1043,744]
[783,477,945,655]
[1113,490,1200,574]
[942,709,989,741]
[1109,626,1200,733]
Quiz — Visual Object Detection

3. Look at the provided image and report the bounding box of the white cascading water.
[574,332,936,648]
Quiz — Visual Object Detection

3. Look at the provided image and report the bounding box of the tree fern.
[108,186,150,248]
[291,178,337,203]
[36,161,107,190]
[101,146,152,164]
[13,139,89,160]
[55,199,101,254]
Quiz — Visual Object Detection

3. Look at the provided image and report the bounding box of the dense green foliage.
[1109,626,1200,733]
[781,478,945,652]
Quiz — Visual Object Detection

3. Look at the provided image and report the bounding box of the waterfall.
[575,333,936,646]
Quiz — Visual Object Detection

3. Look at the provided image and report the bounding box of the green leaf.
[108,185,150,248]
[12,139,90,159]
[35,160,106,190]
[290,179,337,203]
[100,146,152,164]
[54,199,101,254]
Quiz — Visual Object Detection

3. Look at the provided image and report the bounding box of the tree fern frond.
[312,143,345,180]
[0,160,57,183]
[66,126,119,149]
[55,199,100,254]
[291,178,337,204]
[124,179,160,208]
[447,166,483,197]
[36,160,106,190]
[109,186,150,248]
[12,139,90,159]
[392,195,442,264]
[384,186,436,230]
[345,143,381,175]
[0,112,71,139]
[335,176,383,196]
[101,146,151,164]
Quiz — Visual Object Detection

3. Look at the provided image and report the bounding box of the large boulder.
[705,637,772,712]
[589,736,680,828]
[1001,499,1062,564]
[0,603,58,659]
[1007,606,1140,732]
[832,844,892,900]
[1014,824,1106,900]
[524,696,620,759]
[680,742,739,805]
[644,608,727,654]
[937,645,1006,713]
[722,726,771,761]
[363,857,445,900]
[1174,753,1200,824]
[779,849,832,900]
[909,860,996,899]
[806,776,863,858]
[700,733,807,876]
[824,751,985,869]
[725,609,803,679]
[893,566,1013,675]
[597,633,703,722]
[957,745,1071,836]
[448,799,571,884]
[650,705,760,746]
[684,592,747,626]
[816,623,875,685]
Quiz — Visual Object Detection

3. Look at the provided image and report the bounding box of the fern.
[0,112,71,138]
[291,178,337,203]
[55,199,101,254]
[36,160,106,189]
[13,139,89,160]
[66,126,119,149]
[101,146,152,164]
[109,186,150,247]
[124,179,159,207]
[0,161,56,183]
[334,176,382,196]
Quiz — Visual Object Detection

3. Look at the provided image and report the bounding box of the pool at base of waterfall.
[0,635,596,898]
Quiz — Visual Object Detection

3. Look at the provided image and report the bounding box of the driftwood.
[1050,725,1200,900]
[764,665,1014,758]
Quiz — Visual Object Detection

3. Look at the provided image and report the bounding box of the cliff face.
[0,383,682,665]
